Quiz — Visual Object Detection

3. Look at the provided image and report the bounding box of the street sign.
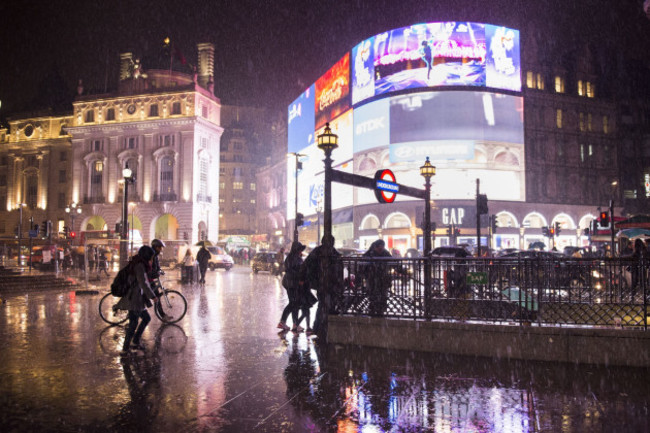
[28,230,38,238]
[374,169,399,203]
[466,272,488,285]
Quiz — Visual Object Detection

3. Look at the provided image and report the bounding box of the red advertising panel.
[315,53,350,129]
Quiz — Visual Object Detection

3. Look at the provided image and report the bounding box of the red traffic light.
[70,231,76,238]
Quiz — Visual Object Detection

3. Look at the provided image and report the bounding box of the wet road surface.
[0,266,648,432]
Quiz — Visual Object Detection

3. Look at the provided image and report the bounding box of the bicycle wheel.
[156,289,187,324]
[99,293,128,325]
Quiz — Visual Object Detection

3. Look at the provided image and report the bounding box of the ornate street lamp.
[317,123,338,248]
[419,157,436,256]
[120,166,134,267]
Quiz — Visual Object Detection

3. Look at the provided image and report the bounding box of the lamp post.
[290,152,305,242]
[65,202,82,243]
[17,203,25,266]
[419,157,436,319]
[129,202,136,254]
[316,198,322,246]
[317,122,338,339]
[120,166,134,268]
[419,157,436,256]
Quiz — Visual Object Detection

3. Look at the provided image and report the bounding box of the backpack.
[111,262,133,297]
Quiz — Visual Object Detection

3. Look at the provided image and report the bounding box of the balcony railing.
[153,192,178,202]
[83,195,105,204]
[196,194,212,203]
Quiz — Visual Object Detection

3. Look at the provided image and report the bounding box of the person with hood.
[196,242,212,284]
[278,241,306,332]
[362,239,393,317]
[116,246,160,355]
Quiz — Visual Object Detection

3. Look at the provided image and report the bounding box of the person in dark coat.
[196,243,211,284]
[362,239,393,317]
[278,242,306,332]
[300,235,341,336]
[116,246,159,355]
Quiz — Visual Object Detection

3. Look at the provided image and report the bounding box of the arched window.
[360,214,380,230]
[160,156,174,198]
[90,161,103,200]
[522,212,547,228]
[385,213,411,229]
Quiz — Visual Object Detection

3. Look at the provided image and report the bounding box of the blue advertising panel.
[351,37,375,105]
[353,98,390,153]
[485,25,521,91]
[287,84,315,153]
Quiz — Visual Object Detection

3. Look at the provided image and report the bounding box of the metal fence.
[333,256,649,329]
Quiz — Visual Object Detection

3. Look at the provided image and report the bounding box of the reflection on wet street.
[0,267,648,432]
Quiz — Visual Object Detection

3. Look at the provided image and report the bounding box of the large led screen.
[351,22,520,104]
[315,53,350,129]
[288,84,315,153]
[353,90,525,204]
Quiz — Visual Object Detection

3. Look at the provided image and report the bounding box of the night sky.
[1,0,649,119]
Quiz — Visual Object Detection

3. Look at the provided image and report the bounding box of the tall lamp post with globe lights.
[120,166,135,268]
[419,157,435,318]
[65,202,82,242]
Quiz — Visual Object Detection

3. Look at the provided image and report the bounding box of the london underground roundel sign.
[374,169,399,203]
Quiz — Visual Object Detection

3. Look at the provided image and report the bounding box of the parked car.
[205,246,234,271]
[430,246,470,258]
[251,252,278,273]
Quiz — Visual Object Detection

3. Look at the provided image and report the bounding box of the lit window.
[536,73,544,90]
[554,76,564,93]
[603,116,609,134]
[577,80,584,96]
[250,183,256,191]
[250,199,256,204]
[233,182,243,190]
[586,82,594,98]
[579,113,585,132]
[556,109,563,128]
[220,182,225,189]
[526,71,534,88]
[580,144,585,162]
[588,144,593,157]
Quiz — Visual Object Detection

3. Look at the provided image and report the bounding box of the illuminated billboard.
[288,84,316,153]
[315,53,350,129]
[351,22,520,104]
[353,91,525,204]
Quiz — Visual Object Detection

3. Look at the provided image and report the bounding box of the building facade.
[66,45,222,247]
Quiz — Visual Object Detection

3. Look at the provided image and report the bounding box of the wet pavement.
[0,266,648,432]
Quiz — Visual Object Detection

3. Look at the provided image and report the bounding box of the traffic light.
[447,226,452,236]
[33,224,40,235]
[431,222,437,232]
[41,221,48,237]
[599,211,610,228]
[583,227,590,236]
[63,226,69,238]
[477,194,488,215]
[70,231,76,239]
[491,214,499,233]
[454,228,461,237]
[555,222,562,236]
[542,226,550,237]
[549,226,555,236]
[295,212,304,227]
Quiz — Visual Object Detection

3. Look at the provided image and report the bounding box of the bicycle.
[99,277,188,325]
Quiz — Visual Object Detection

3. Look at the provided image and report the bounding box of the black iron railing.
[331,256,648,329]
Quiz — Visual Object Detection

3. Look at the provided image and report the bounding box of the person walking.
[182,249,195,283]
[115,246,160,355]
[278,242,306,332]
[196,243,211,284]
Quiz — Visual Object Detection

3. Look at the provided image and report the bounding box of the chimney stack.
[197,43,215,90]
[120,52,134,81]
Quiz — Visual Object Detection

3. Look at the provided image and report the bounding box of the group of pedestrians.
[180,243,212,284]
[277,236,343,337]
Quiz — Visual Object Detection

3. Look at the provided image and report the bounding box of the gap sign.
[374,169,399,203]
